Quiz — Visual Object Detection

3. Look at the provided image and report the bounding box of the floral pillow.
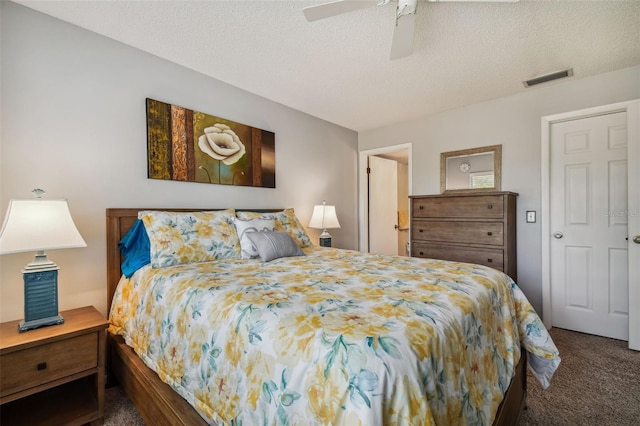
[236,208,313,248]
[139,209,240,268]
[233,217,277,259]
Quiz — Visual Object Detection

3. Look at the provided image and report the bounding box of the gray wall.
[0,2,358,320]
[359,65,640,313]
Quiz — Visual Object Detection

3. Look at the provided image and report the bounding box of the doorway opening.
[358,144,412,255]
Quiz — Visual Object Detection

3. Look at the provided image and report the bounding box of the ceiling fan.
[303,0,519,60]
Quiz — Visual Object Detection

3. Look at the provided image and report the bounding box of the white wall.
[0,2,358,321]
[359,65,640,313]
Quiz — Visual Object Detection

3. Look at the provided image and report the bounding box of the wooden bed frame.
[106,208,527,425]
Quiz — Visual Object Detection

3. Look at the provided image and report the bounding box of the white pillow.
[233,217,277,259]
[236,208,314,248]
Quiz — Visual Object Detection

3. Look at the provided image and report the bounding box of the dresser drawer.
[412,220,504,246]
[412,195,504,219]
[412,242,504,270]
[0,332,97,397]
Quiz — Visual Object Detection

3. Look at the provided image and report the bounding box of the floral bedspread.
[109,247,560,425]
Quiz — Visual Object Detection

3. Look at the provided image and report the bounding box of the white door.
[368,155,398,255]
[628,103,640,350]
[550,111,629,340]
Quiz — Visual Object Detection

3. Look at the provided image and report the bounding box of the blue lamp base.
[319,229,332,247]
[19,260,64,333]
[19,314,65,333]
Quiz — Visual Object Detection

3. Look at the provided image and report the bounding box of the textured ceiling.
[12,0,640,131]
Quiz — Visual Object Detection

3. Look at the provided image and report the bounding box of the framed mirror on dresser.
[440,145,502,193]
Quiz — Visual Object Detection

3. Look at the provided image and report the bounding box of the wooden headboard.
[106,208,282,316]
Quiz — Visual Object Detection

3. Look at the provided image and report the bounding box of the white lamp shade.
[0,199,87,254]
[309,205,341,229]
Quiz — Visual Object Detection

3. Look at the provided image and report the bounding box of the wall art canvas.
[146,98,276,188]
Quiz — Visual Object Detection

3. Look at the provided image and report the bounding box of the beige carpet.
[103,328,640,425]
[520,327,640,426]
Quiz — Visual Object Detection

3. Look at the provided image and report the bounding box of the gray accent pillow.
[233,217,277,259]
[246,231,304,262]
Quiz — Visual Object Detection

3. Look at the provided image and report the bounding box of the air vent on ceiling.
[523,68,574,88]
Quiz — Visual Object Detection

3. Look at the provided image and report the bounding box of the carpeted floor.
[103,327,640,425]
[519,327,640,426]
[103,384,145,426]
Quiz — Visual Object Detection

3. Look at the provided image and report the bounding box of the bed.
[106,207,559,425]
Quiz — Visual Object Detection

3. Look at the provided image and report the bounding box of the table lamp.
[308,201,341,247]
[0,189,86,332]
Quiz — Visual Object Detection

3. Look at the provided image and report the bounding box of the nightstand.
[0,306,108,426]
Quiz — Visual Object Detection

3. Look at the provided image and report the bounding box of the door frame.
[541,99,640,350]
[358,143,412,253]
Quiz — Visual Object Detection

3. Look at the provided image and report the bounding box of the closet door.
[549,111,630,341]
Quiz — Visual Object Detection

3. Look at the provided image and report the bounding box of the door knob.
[553,232,564,239]
[633,235,640,244]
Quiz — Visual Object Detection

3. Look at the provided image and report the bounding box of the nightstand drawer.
[0,332,97,398]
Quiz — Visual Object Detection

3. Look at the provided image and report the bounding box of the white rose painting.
[198,124,246,166]
[146,98,275,188]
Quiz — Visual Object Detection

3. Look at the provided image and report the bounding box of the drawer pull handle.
[37,362,47,371]
[487,232,493,236]
[419,229,423,232]
[487,204,493,209]
[487,259,493,263]
[419,252,424,256]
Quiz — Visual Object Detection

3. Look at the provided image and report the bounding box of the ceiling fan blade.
[390,4,416,60]
[303,0,380,22]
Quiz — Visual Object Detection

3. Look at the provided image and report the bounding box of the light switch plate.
[526,210,536,223]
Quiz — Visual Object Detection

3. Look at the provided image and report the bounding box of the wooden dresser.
[410,192,518,280]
